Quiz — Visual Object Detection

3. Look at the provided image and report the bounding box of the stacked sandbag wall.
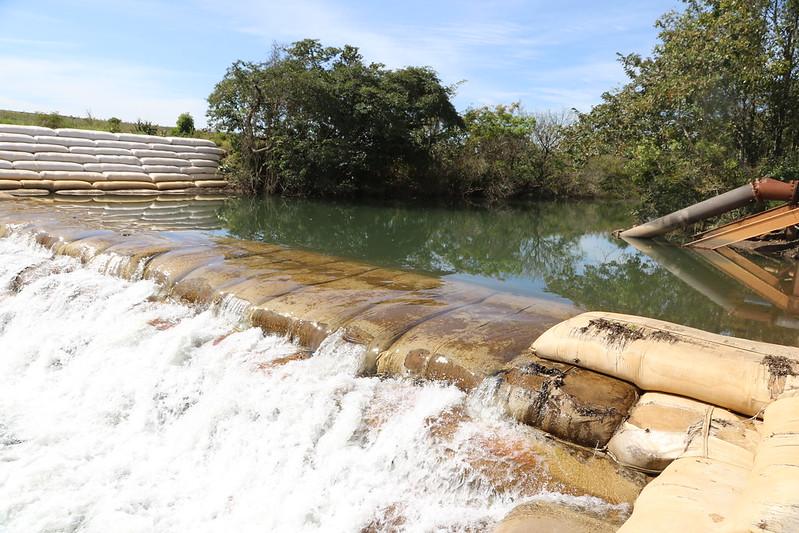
[531,311,799,532]
[0,124,228,193]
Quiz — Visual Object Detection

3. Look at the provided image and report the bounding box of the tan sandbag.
[0,180,22,190]
[155,181,194,190]
[20,180,53,190]
[69,146,131,156]
[493,500,625,533]
[0,124,55,136]
[35,152,97,164]
[55,128,116,141]
[33,135,94,147]
[494,354,638,448]
[40,171,105,182]
[607,392,758,472]
[51,180,94,191]
[0,150,34,161]
[533,312,799,416]
[194,180,227,188]
[101,172,153,182]
[0,132,34,143]
[377,294,576,390]
[735,396,799,532]
[93,181,158,191]
[150,172,192,182]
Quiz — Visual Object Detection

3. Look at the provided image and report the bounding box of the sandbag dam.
[0,129,797,532]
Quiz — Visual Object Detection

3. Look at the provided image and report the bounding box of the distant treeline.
[208,1,799,217]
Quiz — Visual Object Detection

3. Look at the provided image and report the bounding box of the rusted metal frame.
[687,205,799,250]
[693,248,792,311]
[691,203,794,241]
[715,247,783,289]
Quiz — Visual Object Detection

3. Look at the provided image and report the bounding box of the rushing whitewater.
[0,233,613,532]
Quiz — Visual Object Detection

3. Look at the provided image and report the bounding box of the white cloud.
[0,56,208,127]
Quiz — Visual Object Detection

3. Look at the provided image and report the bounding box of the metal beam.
[691,203,793,241]
[687,205,799,249]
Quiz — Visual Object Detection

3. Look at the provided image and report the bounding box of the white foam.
[0,233,614,532]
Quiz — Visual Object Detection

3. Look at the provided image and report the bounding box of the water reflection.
[34,193,799,345]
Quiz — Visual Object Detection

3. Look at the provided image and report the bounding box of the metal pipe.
[619,178,798,239]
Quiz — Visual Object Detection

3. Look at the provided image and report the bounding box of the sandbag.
[51,180,93,191]
[155,181,194,190]
[188,159,218,168]
[34,152,97,163]
[95,139,149,150]
[607,392,758,472]
[70,146,131,156]
[142,165,181,173]
[194,180,227,188]
[0,160,11,170]
[139,157,188,167]
[101,172,153,183]
[96,155,140,165]
[533,312,799,416]
[494,355,638,448]
[55,128,116,140]
[93,181,158,191]
[735,396,799,532]
[116,133,163,143]
[149,143,176,151]
[13,161,84,172]
[0,124,55,136]
[84,163,143,173]
[0,132,34,143]
[0,180,22,190]
[0,142,68,153]
[150,173,192,182]
[19,179,53,190]
[195,146,225,156]
[40,171,105,182]
[167,136,215,147]
[185,166,217,175]
[33,135,94,147]
[188,152,220,161]
[0,150,34,161]
[0,169,40,179]
[132,149,177,158]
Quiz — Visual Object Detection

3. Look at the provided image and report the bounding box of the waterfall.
[0,232,617,532]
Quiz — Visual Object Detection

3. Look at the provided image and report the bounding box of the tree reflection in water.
[218,196,799,345]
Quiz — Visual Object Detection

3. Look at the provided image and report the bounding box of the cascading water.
[0,232,617,532]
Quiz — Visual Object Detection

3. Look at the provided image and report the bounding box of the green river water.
[40,193,799,345]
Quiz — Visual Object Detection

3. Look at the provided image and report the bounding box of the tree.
[207,39,463,196]
[573,0,799,219]
[175,112,195,136]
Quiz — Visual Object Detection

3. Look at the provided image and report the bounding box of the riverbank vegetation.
[208,0,799,218]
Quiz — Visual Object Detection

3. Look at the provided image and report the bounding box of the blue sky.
[0,0,681,128]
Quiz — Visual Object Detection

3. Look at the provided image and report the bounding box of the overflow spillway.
[1,196,798,531]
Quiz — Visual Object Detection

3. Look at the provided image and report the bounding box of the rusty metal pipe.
[619,178,798,239]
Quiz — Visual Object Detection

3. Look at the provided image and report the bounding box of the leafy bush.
[107,117,122,133]
[174,113,195,136]
[134,119,158,135]
[36,112,63,129]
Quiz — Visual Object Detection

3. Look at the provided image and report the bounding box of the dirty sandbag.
[607,392,759,472]
[491,354,638,448]
[735,395,799,532]
[533,311,799,416]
